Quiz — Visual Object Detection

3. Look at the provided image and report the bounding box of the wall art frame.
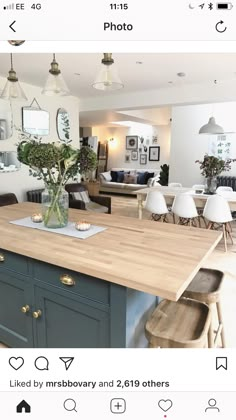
[140,154,147,165]
[126,135,138,150]
[149,146,160,161]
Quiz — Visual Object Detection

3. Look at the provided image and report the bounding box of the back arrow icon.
[9,21,16,32]
[215,20,227,33]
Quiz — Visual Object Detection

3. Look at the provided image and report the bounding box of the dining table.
[135,186,236,219]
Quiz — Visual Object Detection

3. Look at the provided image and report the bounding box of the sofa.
[99,168,160,195]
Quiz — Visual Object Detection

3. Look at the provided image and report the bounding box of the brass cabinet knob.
[0,253,5,262]
[21,305,30,314]
[33,310,42,319]
[60,274,75,286]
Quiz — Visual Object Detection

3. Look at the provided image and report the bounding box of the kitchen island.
[0,203,222,348]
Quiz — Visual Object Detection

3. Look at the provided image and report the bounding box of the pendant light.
[199,117,224,134]
[199,80,224,134]
[42,53,70,96]
[0,53,27,100]
[92,53,124,91]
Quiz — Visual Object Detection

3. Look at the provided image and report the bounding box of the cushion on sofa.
[117,171,126,183]
[111,170,118,182]
[100,171,112,182]
[144,172,154,184]
[137,171,147,185]
[124,173,138,184]
[72,191,90,203]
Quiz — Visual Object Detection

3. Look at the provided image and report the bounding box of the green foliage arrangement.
[195,154,236,178]
[17,131,97,227]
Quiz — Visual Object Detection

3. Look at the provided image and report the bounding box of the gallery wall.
[92,123,171,170]
[169,102,236,187]
[0,76,80,201]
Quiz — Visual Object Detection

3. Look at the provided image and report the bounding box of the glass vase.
[42,187,68,228]
[205,177,217,194]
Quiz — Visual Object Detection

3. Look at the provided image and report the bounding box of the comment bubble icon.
[34,356,49,371]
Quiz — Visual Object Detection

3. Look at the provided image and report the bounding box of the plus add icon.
[110,399,126,414]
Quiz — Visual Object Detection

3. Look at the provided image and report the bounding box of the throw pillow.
[144,172,154,184]
[100,171,112,182]
[123,173,138,184]
[117,171,125,183]
[111,170,118,182]
[137,171,147,185]
[72,191,90,203]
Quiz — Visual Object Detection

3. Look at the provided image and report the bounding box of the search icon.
[63,399,77,412]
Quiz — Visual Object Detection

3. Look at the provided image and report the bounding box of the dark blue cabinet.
[0,271,33,347]
[0,249,157,348]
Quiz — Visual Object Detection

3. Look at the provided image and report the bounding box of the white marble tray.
[10,217,107,239]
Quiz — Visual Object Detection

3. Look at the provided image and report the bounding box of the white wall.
[0,76,80,201]
[92,123,170,171]
[169,102,236,187]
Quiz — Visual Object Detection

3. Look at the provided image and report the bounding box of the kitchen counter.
[0,203,222,348]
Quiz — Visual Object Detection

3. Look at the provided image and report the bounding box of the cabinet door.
[0,272,33,347]
[34,286,110,348]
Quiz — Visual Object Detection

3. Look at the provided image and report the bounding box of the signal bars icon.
[3,3,14,9]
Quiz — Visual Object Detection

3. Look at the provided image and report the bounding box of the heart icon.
[9,357,24,370]
[158,399,173,412]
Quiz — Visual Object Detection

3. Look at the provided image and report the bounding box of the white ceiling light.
[0,53,27,100]
[199,80,224,135]
[92,53,124,91]
[42,53,70,96]
[199,117,224,134]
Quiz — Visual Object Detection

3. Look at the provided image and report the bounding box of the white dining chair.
[203,195,233,252]
[192,184,206,227]
[169,182,182,188]
[216,186,233,193]
[145,191,170,222]
[172,193,199,226]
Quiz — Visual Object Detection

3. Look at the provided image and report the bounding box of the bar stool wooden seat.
[145,298,211,348]
[182,268,225,348]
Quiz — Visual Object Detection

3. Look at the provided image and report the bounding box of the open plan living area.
[0,52,236,349]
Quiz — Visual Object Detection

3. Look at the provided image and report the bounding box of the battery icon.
[217,2,233,9]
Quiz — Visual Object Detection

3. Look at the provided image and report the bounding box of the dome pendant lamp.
[92,53,124,91]
[42,53,70,96]
[1,53,27,100]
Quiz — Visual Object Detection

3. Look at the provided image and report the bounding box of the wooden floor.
[1,194,236,348]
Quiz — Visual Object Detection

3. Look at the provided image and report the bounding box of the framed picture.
[125,154,130,163]
[140,154,147,165]
[131,151,138,161]
[152,135,158,144]
[126,135,138,150]
[149,146,160,161]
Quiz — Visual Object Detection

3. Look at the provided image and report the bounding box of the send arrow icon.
[59,357,74,371]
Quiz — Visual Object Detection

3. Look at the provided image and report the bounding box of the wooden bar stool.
[145,298,211,348]
[182,268,225,348]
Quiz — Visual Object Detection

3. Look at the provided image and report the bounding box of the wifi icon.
[3,3,14,9]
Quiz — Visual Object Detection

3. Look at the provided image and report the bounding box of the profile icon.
[205,398,220,413]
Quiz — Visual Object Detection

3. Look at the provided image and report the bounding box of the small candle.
[31,213,43,223]
[75,220,91,231]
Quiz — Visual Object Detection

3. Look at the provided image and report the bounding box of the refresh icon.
[215,20,227,33]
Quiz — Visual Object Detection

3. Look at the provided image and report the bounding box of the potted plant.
[195,155,236,194]
[17,132,97,228]
[159,164,169,186]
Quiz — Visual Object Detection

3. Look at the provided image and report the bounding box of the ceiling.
[1,53,236,127]
[1,53,236,100]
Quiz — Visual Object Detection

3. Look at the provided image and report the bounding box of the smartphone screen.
[0,1,235,418]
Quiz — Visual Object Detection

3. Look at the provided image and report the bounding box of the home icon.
[16,400,31,413]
